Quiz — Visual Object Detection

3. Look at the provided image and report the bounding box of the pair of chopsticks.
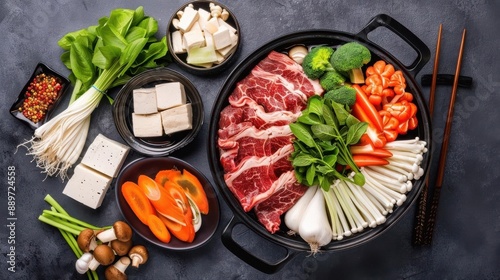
[413,25,467,246]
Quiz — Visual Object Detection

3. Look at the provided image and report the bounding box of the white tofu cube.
[178,6,199,32]
[133,88,157,114]
[171,30,186,54]
[213,25,232,50]
[132,113,163,137]
[63,164,112,209]
[155,82,186,110]
[190,21,202,32]
[197,8,211,29]
[183,28,205,51]
[214,51,225,64]
[217,33,238,57]
[217,17,237,34]
[81,134,130,178]
[204,31,214,48]
[160,103,193,135]
[204,17,219,34]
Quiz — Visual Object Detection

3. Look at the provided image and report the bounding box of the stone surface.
[0,0,499,279]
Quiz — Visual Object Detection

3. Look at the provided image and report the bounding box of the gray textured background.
[1,0,499,279]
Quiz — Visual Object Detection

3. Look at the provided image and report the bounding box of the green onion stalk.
[39,194,106,280]
[18,6,168,181]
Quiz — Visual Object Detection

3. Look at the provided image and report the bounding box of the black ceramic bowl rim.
[208,29,432,252]
[112,67,204,157]
[166,0,241,75]
[115,156,221,250]
[9,62,70,130]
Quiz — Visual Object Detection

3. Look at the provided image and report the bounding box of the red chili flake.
[20,73,62,123]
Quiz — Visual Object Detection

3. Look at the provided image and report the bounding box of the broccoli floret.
[330,42,371,84]
[301,46,335,80]
[319,70,346,91]
[323,85,357,106]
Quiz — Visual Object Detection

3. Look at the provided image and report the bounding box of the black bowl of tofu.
[167,0,241,75]
[112,67,204,156]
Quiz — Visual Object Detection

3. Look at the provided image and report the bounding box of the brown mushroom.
[128,245,149,268]
[77,228,98,252]
[110,239,133,256]
[104,256,130,280]
[97,221,133,243]
[88,244,115,271]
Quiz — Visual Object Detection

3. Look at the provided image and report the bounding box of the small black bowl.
[115,157,220,250]
[9,63,70,130]
[112,67,203,157]
[167,0,241,75]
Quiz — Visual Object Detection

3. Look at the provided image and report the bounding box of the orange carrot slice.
[138,175,186,226]
[121,181,156,226]
[147,214,171,243]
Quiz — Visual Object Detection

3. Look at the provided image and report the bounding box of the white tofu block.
[81,134,130,178]
[132,113,163,137]
[172,18,180,30]
[218,33,238,57]
[133,88,157,114]
[178,6,199,32]
[214,51,225,65]
[183,28,205,51]
[63,164,112,209]
[204,17,219,34]
[197,8,211,29]
[172,30,186,54]
[217,17,237,34]
[204,31,214,48]
[190,62,214,68]
[187,45,218,64]
[190,21,201,32]
[155,82,186,110]
[160,103,193,135]
[213,25,232,50]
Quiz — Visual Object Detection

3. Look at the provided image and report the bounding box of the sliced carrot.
[352,84,384,131]
[121,181,156,226]
[350,145,393,158]
[155,169,181,186]
[138,175,186,226]
[352,155,389,167]
[163,181,191,215]
[147,214,171,243]
[352,102,387,148]
[157,213,195,243]
[173,170,209,215]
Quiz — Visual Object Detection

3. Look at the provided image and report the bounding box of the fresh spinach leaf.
[290,122,315,148]
[311,124,336,141]
[346,122,368,146]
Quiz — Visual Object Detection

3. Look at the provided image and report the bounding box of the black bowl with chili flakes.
[10,63,70,129]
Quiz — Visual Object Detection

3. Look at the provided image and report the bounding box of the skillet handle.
[357,14,431,76]
[221,216,298,274]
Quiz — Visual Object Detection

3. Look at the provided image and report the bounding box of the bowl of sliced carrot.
[115,157,220,250]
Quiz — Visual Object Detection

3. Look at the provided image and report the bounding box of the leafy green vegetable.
[289,95,367,190]
[58,6,169,103]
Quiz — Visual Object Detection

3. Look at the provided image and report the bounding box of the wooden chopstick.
[423,28,467,245]
[412,24,442,246]
[428,24,443,116]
